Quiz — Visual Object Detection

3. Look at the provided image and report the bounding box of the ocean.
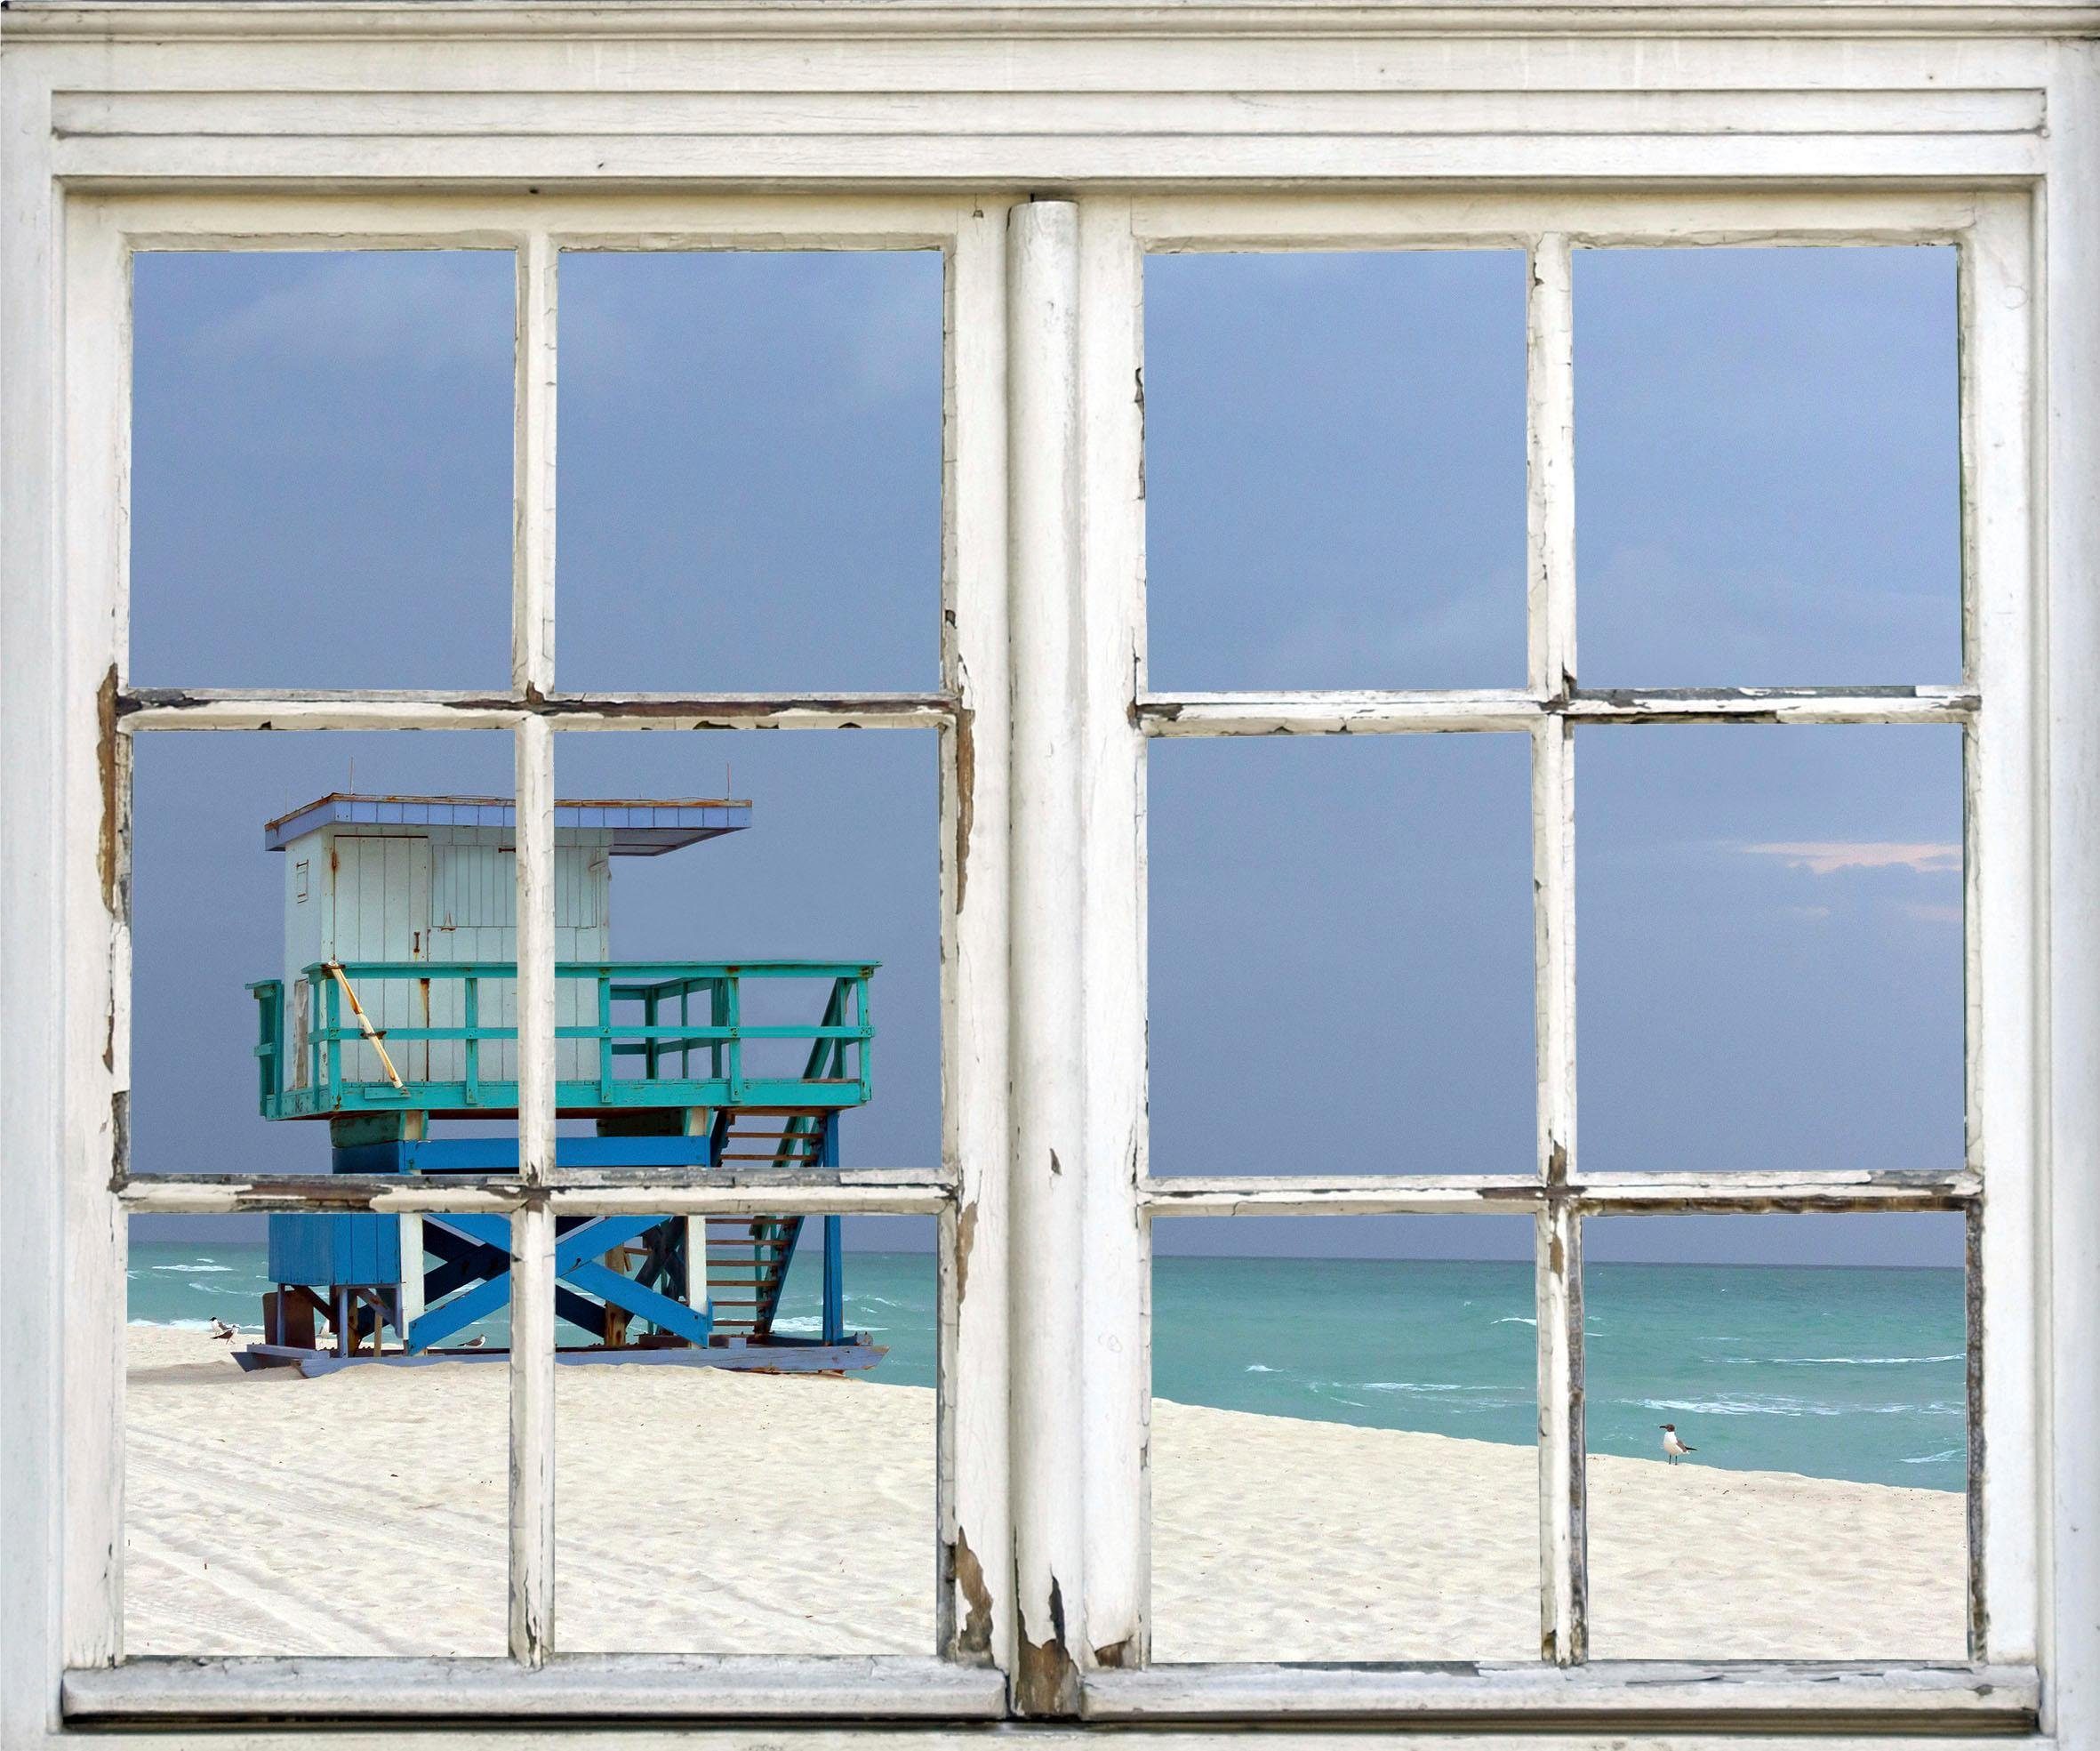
[130,1243,1965,1492]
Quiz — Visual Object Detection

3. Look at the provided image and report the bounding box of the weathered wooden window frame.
[1086,189,2038,1723]
[45,190,1015,1724]
[4,12,2099,1747]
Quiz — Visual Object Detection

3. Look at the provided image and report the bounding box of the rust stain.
[1015,1577,1078,1715]
[1547,1138,1568,1180]
[1093,1636,1134,1669]
[953,702,975,913]
[950,1528,994,1659]
[955,1198,978,1301]
[1549,1233,1565,1275]
[96,664,120,917]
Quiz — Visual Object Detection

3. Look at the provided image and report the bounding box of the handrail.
[250,960,876,1119]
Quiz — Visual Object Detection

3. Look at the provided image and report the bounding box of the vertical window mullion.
[1005,197,1087,1716]
[940,203,1016,1673]
[508,229,558,1668]
[1527,230,1586,1666]
[1964,194,2040,1665]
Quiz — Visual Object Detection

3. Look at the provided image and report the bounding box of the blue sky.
[127,241,1962,1265]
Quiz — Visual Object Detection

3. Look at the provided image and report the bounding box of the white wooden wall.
[282,825,611,1086]
[422,834,609,1081]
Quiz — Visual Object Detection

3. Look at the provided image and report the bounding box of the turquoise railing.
[248,960,875,1119]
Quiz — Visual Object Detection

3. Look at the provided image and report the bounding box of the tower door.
[330,836,432,1083]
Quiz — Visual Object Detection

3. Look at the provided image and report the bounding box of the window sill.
[62,1654,1007,1725]
[1079,1659,2039,1733]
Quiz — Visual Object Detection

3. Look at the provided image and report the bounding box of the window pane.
[124,1209,509,1655]
[1149,734,1533,1176]
[553,729,940,1169]
[1578,726,1962,1173]
[557,250,942,693]
[126,730,520,1653]
[543,729,940,1649]
[1575,246,1960,687]
[554,1217,938,1651]
[1584,1213,1968,1658]
[131,729,516,1184]
[131,251,515,689]
[1143,251,1527,690]
[1151,1215,1537,1660]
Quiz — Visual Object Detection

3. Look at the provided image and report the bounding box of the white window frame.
[2,9,2096,1747]
[40,187,1017,1723]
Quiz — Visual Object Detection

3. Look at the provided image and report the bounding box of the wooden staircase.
[703,1107,830,1340]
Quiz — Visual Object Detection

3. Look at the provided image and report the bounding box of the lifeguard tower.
[241,792,879,1376]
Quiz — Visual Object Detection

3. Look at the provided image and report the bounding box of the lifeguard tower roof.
[263,793,752,855]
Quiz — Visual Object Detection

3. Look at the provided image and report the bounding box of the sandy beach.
[124,1326,1965,1662]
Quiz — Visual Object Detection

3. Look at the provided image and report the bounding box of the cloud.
[1743,840,1960,877]
[1262,574,1522,685]
[188,253,513,373]
[1584,540,1952,681]
[549,253,941,407]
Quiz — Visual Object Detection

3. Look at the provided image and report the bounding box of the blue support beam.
[822,1216,845,1345]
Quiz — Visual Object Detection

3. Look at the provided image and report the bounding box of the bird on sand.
[1660,1424,1696,1465]
[208,1318,236,1342]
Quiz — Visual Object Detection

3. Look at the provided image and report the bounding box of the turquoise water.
[129,1243,1964,1491]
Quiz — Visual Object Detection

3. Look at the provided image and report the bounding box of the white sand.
[124,1327,1965,1662]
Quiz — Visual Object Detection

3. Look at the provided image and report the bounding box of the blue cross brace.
[405,1213,714,1352]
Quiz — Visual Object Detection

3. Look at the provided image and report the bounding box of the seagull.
[208,1318,236,1342]
[460,1335,485,1349]
[1660,1424,1696,1465]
